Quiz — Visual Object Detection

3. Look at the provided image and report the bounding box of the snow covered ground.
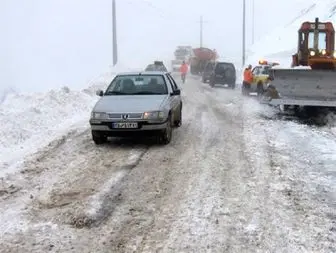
[0,73,335,252]
[0,2,336,250]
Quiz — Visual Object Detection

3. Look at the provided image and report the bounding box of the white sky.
[1,0,311,92]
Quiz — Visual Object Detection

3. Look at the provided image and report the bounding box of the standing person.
[179,61,188,83]
[242,64,253,96]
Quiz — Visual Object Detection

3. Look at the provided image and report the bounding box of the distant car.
[144,61,168,72]
[89,71,182,145]
[171,59,183,72]
[251,60,279,95]
[206,61,236,89]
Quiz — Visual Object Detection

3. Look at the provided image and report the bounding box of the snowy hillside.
[0,72,115,177]
[247,0,336,66]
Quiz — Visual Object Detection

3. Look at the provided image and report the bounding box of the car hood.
[93,95,169,113]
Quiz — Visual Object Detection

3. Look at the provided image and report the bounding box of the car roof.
[216,61,234,64]
[116,71,168,76]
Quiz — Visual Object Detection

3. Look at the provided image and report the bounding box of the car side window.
[166,74,178,90]
[165,75,175,92]
[252,67,260,75]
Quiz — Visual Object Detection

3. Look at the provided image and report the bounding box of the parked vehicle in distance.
[171,59,183,72]
[189,47,218,75]
[144,61,168,72]
[89,71,182,145]
[207,61,236,89]
[251,60,278,96]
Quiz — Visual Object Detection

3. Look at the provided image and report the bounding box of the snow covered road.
[0,76,335,252]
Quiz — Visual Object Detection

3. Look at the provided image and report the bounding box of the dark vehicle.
[209,62,236,89]
[202,61,215,83]
[145,61,168,72]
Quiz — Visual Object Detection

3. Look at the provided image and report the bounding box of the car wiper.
[104,91,128,95]
[133,91,165,95]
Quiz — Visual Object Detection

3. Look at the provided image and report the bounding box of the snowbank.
[247,0,336,66]
[0,72,115,177]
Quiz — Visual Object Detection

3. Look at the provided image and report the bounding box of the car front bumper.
[89,119,168,136]
[212,77,235,84]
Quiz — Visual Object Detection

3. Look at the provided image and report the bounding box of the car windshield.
[105,75,168,95]
[215,63,234,74]
[175,49,188,57]
[261,66,270,75]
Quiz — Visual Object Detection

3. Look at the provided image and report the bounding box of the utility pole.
[242,0,246,67]
[112,0,118,66]
[200,16,203,48]
[252,0,254,44]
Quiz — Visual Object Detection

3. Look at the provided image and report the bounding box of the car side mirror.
[96,90,104,96]
[171,89,181,96]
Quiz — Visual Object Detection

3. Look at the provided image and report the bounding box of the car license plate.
[112,122,138,128]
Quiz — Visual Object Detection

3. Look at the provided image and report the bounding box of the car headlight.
[310,50,316,56]
[143,111,165,120]
[91,112,107,119]
[321,49,326,55]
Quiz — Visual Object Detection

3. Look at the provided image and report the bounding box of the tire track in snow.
[0,127,149,240]
[69,149,148,229]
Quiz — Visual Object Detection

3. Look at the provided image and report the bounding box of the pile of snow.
[247,0,336,66]
[0,73,115,177]
[0,87,17,105]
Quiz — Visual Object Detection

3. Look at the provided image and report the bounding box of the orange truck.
[189,47,218,75]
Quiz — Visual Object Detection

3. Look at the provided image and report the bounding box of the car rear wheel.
[174,104,182,127]
[158,115,172,145]
[92,131,107,145]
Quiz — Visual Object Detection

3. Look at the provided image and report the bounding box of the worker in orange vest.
[242,64,253,96]
[179,61,188,83]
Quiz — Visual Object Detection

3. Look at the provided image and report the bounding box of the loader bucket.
[267,68,336,106]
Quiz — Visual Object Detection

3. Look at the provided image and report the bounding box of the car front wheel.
[158,115,172,145]
[92,130,107,145]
